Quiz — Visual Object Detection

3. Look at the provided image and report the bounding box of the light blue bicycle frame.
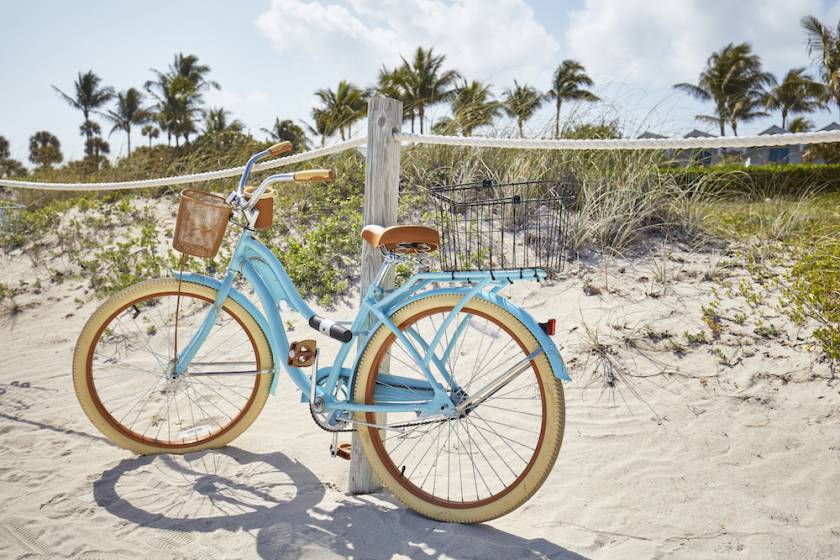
[173,228,570,418]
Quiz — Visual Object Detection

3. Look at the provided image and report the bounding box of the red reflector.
[539,319,556,336]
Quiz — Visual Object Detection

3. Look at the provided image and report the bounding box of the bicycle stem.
[236,141,293,197]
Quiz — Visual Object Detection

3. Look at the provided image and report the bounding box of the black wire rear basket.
[429,179,572,273]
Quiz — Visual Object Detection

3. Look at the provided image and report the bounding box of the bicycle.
[73,141,572,523]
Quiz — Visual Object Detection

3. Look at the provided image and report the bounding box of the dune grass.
[1,138,837,359]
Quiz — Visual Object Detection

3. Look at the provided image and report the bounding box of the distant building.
[744,125,803,165]
[640,123,838,167]
[674,130,722,167]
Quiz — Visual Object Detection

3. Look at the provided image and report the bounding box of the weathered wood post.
[349,95,402,494]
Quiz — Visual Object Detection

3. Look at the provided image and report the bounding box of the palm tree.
[398,47,460,134]
[788,116,814,133]
[764,68,825,128]
[447,80,501,136]
[0,136,26,179]
[727,94,769,136]
[674,43,775,136]
[801,15,840,117]
[546,60,600,139]
[165,53,220,92]
[85,137,110,170]
[146,76,202,147]
[78,120,106,158]
[261,118,309,152]
[52,71,114,146]
[303,109,333,147]
[101,88,150,156]
[141,124,160,148]
[314,81,368,141]
[503,81,543,137]
[377,65,419,131]
[28,131,63,169]
[145,53,218,146]
[203,107,244,134]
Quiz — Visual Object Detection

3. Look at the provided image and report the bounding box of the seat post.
[373,251,401,288]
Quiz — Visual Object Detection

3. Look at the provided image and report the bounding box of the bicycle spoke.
[363,304,548,506]
[477,402,542,417]
[88,290,261,447]
[471,411,530,466]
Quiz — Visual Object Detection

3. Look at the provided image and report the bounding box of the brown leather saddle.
[361,225,439,254]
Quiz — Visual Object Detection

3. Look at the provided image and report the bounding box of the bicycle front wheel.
[73,278,273,455]
[353,294,565,523]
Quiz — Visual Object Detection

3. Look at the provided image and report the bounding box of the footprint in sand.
[144,528,195,552]
[0,520,52,557]
[75,550,138,560]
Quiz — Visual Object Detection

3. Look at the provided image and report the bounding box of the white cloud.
[562,0,840,135]
[251,0,840,138]
[255,0,559,88]
[566,0,835,89]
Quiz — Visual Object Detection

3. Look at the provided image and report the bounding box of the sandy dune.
[1,244,838,559]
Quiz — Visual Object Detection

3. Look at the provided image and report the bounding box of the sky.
[2,0,840,164]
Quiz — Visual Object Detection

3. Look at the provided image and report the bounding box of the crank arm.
[457,348,544,413]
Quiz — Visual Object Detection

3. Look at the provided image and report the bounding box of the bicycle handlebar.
[293,169,336,183]
[267,141,293,157]
[238,168,336,228]
[233,147,335,228]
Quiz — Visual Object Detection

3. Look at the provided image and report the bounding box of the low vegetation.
[2,137,837,363]
[787,240,840,360]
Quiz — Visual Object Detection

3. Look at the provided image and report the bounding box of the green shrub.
[786,239,840,361]
[270,197,361,306]
[82,220,168,295]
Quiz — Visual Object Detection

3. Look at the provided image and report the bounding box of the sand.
[1,241,838,559]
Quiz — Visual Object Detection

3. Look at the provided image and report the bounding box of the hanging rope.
[394,130,840,150]
[0,137,366,191]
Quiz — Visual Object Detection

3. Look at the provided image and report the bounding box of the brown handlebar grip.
[293,169,336,182]
[267,141,293,157]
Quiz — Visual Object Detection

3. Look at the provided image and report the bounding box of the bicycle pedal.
[288,339,317,367]
[330,442,352,460]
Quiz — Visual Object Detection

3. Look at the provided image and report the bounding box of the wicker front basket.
[172,190,232,258]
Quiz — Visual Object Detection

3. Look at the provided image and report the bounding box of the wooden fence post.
[349,95,402,494]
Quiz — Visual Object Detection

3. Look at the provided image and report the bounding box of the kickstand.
[330,430,338,457]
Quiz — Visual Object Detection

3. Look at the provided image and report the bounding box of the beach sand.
[1,244,838,559]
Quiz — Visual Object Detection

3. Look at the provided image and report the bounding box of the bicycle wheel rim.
[361,305,548,509]
[85,290,265,450]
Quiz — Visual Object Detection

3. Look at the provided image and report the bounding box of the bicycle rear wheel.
[353,294,565,523]
[72,278,272,455]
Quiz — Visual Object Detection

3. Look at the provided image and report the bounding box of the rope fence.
[1,129,839,191]
[395,130,840,150]
[0,137,366,191]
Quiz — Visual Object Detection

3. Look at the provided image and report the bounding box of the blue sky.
[2,0,840,164]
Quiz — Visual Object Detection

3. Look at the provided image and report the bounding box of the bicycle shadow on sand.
[94,447,588,559]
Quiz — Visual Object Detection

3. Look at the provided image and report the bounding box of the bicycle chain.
[308,404,452,434]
